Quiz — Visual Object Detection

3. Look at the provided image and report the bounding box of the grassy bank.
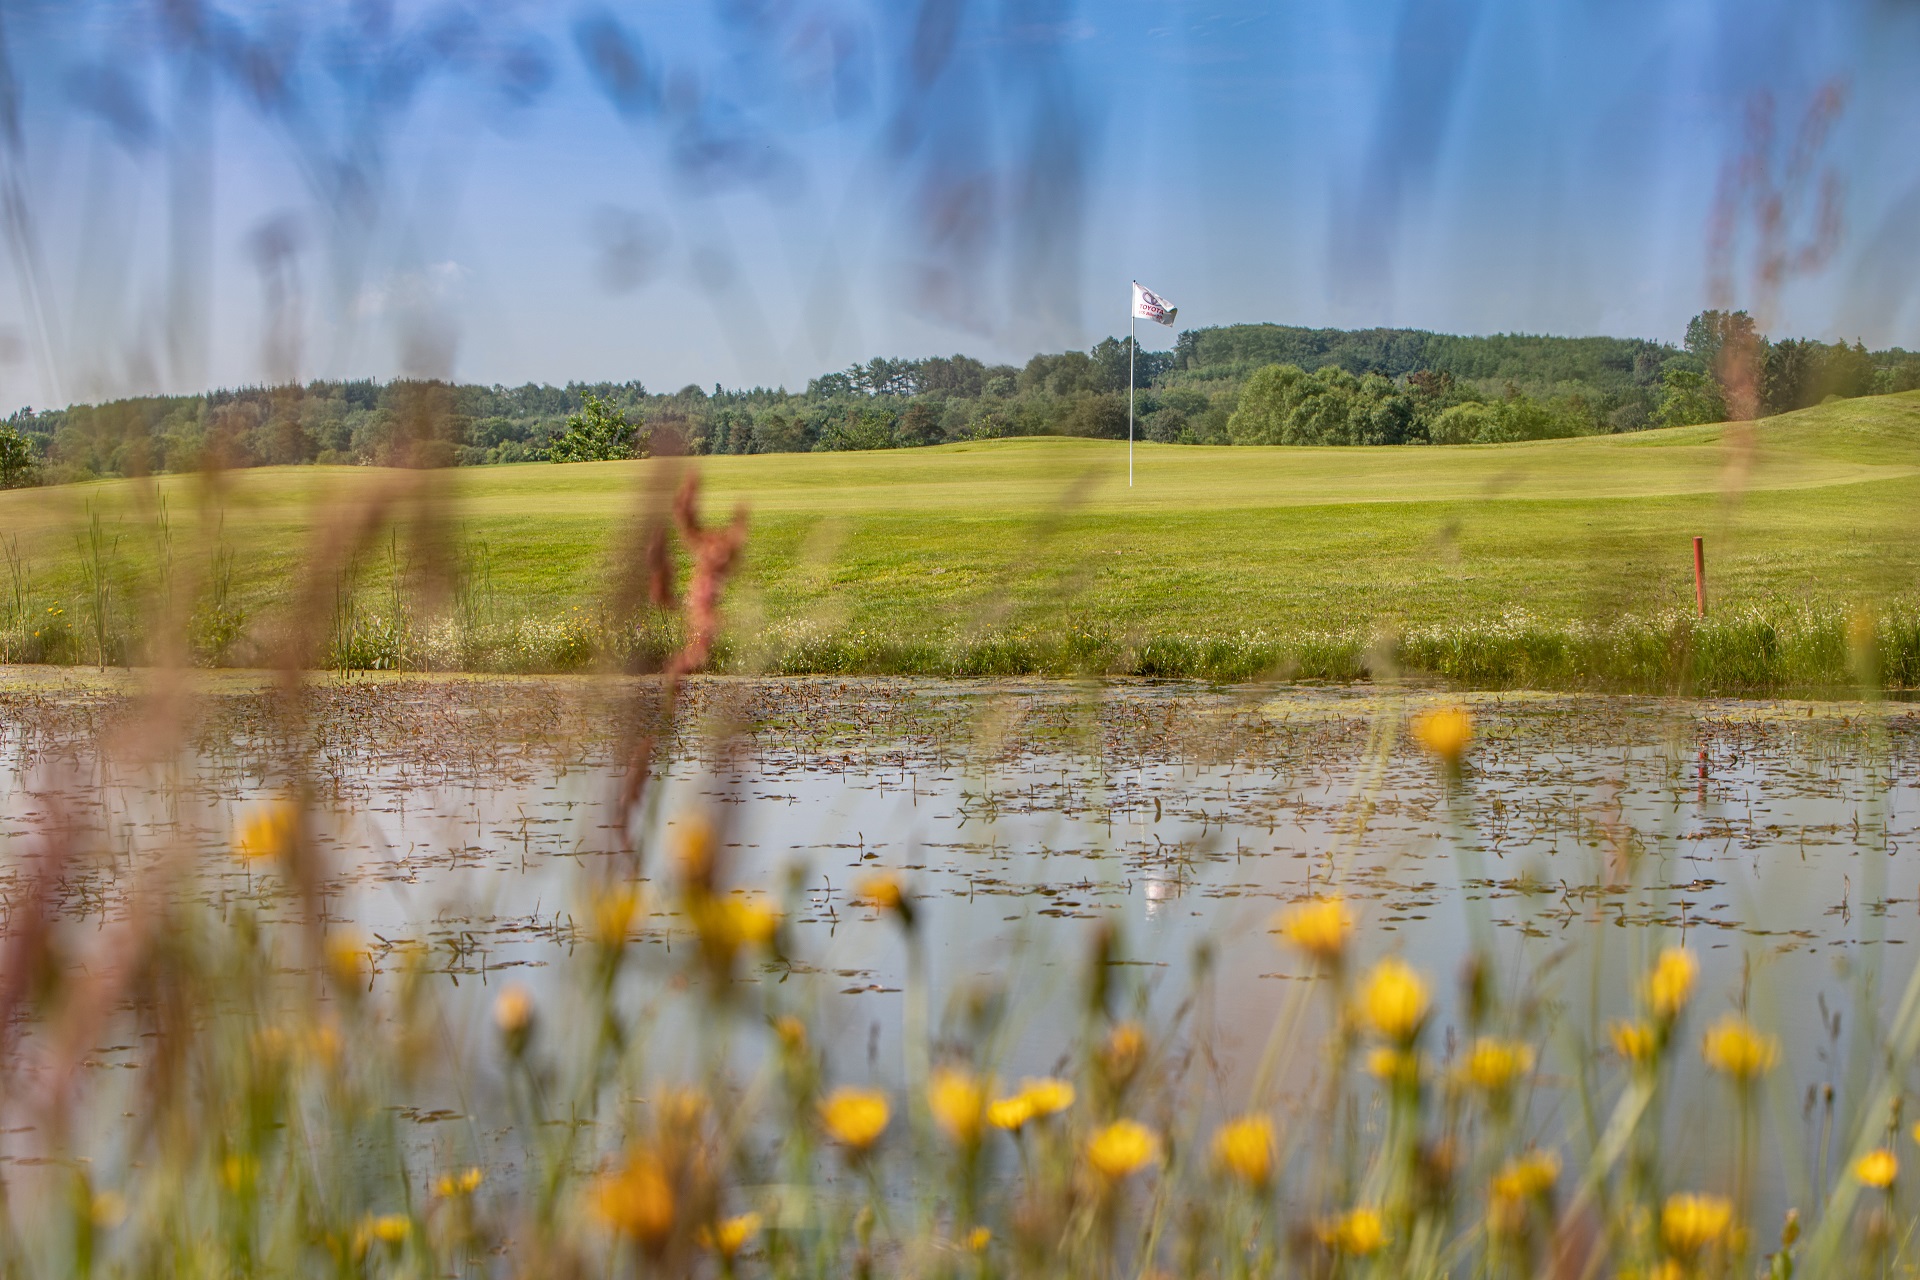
[5,393,1920,691]
[176,604,1900,694]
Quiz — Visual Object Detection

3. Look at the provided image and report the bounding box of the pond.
[0,671,1912,1246]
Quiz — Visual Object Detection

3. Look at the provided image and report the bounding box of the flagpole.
[1128,283,1136,489]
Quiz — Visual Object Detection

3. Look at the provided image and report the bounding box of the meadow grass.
[6,393,1920,689]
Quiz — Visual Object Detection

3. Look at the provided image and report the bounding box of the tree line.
[1,314,1916,485]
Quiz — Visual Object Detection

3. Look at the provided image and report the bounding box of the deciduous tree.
[548,392,638,462]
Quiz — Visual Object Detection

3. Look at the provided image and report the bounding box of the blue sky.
[2,0,1915,410]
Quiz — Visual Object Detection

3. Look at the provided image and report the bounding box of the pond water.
[1,672,1914,1213]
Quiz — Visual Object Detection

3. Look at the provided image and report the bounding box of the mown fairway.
[6,392,1920,670]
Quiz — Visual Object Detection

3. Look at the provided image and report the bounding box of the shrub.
[0,421,36,488]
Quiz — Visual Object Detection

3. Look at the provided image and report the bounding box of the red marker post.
[1693,536,1706,618]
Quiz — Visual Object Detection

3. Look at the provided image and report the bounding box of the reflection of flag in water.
[1131,282,1177,326]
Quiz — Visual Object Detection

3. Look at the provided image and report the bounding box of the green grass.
[9,393,1920,688]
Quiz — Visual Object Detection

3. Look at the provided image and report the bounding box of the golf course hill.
[5,390,1920,692]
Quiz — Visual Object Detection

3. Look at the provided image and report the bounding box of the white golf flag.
[1132,281,1177,326]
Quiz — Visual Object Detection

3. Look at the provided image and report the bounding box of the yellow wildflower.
[733,895,782,944]
[234,802,296,862]
[1101,1022,1147,1084]
[1646,947,1697,1020]
[306,1021,343,1067]
[1490,1149,1561,1203]
[967,1225,991,1252]
[1661,1193,1733,1255]
[493,984,534,1052]
[1359,958,1430,1041]
[1701,1014,1779,1081]
[1412,707,1473,765]
[988,1094,1034,1131]
[592,1152,675,1245]
[435,1167,483,1198]
[324,930,368,990]
[1018,1076,1075,1117]
[221,1153,257,1194]
[1086,1120,1159,1178]
[361,1214,410,1245]
[1609,1019,1658,1066]
[1488,1150,1559,1237]
[1321,1207,1387,1256]
[986,1080,1073,1133]
[819,1087,890,1151]
[673,813,716,882]
[589,885,643,947]
[1276,896,1354,965]
[90,1190,127,1229]
[1856,1149,1898,1188]
[853,870,905,910]
[698,1212,761,1259]
[929,1067,987,1145]
[688,893,781,964]
[772,1015,807,1055]
[1212,1115,1276,1187]
[1463,1038,1536,1094]
[1366,1046,1420,1086]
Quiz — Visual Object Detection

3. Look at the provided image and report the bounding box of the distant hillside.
[1,315,1916,485]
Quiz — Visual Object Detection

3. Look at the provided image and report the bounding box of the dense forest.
[1,311,1915,485]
